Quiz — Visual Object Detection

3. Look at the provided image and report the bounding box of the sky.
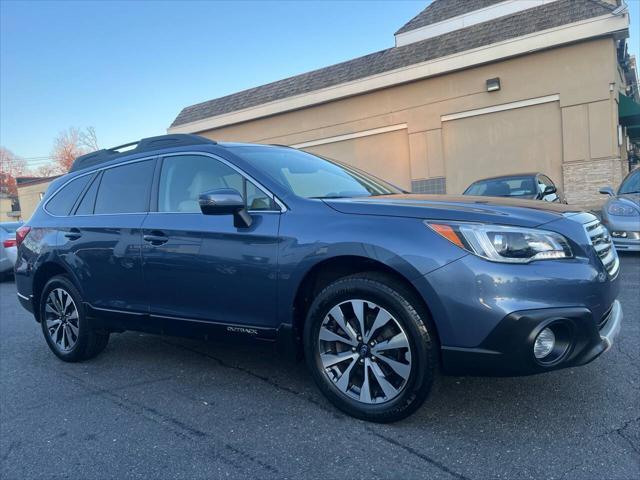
[1,0,639,169]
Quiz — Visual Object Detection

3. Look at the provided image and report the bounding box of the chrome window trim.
[62,212,151,218]
[42,172,98,217]
[43,155,158,217]
[42,150,287,218]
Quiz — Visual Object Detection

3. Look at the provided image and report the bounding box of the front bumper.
[602,217,640,251]
[441,300,622,376]
[611,236,640,252]
[599,300,622,351]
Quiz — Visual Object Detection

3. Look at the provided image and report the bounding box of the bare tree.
[51,127,100,173]
[0,146,29,196]
[35,163,62,177]
[79,126,99,152]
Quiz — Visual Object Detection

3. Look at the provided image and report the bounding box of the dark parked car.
[600,168,640,252]
[15,135,622,422]
[464,173,565,203]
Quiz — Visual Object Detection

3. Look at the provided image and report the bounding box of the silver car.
[0,221,23,279]
[600,168,640,252]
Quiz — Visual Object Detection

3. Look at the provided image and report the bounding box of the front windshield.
[464,176,537,197]
[232,146,403,198]
[619,169,640,195]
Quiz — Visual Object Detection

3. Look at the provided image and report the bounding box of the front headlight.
[426,222,573,263]
[607,201,639,216]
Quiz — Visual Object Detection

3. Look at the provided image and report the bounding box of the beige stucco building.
[16,176,60,221]
[169,0,639,208]
[0,194,20,222]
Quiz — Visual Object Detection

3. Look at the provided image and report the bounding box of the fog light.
[534,328,556,359]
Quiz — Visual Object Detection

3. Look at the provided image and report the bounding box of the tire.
[303,272,437,423]
[39,274,110,362]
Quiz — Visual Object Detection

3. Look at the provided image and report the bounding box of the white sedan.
[0,222,23,279]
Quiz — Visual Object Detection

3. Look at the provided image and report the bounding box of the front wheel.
[40,275,109,362]
[304,273,437,422]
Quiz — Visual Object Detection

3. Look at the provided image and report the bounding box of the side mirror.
[599,187,615,197]
[199,188,253,228]
[543,185,557,196]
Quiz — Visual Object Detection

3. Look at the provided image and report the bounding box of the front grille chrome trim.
[583,216,619,277]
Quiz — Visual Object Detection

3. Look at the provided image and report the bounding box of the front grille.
[584,217,619,277]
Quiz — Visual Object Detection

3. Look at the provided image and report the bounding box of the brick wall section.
[563,158,627,209]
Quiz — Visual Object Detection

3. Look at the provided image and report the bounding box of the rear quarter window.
[74,174,101,215]
[45,175,93,216]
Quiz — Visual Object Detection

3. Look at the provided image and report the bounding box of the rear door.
[57,159,155,316]
[140,153,281,330]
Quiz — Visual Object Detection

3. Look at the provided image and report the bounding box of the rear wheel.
[40,275,109,362]
[304,273,437,422]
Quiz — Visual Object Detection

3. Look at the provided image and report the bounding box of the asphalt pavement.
[1,255,638,480]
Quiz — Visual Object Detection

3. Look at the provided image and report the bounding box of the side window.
[158,155,275,213]
[536,177,546,193]
[75,174,100,215]
[246,181,274,210]
[541,175,555,188]
[94,160,155,214]
[45,175,92,216]
[537,175,558,202]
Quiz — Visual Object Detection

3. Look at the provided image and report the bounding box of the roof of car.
[70,134,219,173]
[67,135,290,174]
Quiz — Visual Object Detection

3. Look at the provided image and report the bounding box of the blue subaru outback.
[15,134,622,422]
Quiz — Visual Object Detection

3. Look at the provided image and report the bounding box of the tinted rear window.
[46,175,93,216]
[94,160,154,214]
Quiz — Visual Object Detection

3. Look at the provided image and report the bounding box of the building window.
[412,177,446,194]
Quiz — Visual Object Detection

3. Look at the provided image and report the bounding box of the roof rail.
[69,134,217,172]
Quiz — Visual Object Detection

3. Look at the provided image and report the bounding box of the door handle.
[143,232,168,245]
[64,228,82,240]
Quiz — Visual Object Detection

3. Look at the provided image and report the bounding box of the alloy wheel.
[44,288,80,352]
[317,299,412,404]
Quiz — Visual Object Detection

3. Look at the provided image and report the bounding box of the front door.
[141,154,281,331]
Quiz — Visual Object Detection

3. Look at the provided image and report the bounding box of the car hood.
[614,193,640,209]
[322,194,582,228]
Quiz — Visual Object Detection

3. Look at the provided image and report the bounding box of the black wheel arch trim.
[30,258,84,322]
